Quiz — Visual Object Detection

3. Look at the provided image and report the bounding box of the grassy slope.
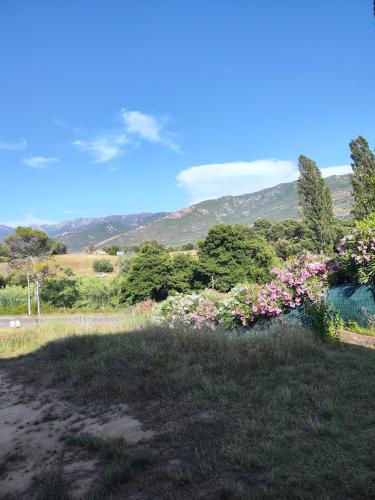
[1,321,375,499]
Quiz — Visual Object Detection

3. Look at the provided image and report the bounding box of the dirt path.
[0,370,154,498]
[340,330,375,349]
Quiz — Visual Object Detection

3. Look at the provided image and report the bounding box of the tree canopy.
[350,136,375,219]
[297,155,334,253]
[198,224,276,292]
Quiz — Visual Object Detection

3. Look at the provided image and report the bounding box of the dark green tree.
[350,136,375,219]
[297,155,334,253]
[50,240,67,255]
[40,275,79,308]
[4,227,57,314]
[197,224,276,292]
[104,245,120,256]
[120,241,172,303]
[169,253,203,293]
[181,242,195,251]
[92,259,114,273]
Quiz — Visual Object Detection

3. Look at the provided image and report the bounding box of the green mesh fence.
[327,284,375,327]
[285,284,375,327]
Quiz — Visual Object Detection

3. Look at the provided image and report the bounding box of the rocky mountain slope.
[97,174,352,247]
[45,213,169,251]
[1,174,352,250]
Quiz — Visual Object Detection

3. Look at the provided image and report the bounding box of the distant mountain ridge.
[0,213,169,251]
[95,174,352,247]
[0,174,353,251]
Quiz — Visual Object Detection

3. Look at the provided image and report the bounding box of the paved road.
[0,314,123,329]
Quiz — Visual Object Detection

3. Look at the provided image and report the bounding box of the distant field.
[54,253,119,275]
[0,250,195,277]
[0,253,119,277]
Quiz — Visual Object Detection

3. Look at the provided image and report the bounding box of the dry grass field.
[0,253,119,277]
[54,253,119,276]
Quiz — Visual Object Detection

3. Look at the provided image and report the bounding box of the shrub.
[305,300,343,341]
[159,253,328,330]
[76,276,118,309]
[336,212,375,283]
[181,243,195,251]
[93,259,114,273]
[40,276,79,308]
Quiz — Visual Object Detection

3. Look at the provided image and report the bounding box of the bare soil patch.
[0,370,154,498]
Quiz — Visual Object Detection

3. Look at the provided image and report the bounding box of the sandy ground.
[0,370,154,498]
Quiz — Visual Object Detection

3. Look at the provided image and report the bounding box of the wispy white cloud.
[3,213,57,228]
[121,109,180,151]
[320,165,352,177]
[177,160,352,204]
[73,109,180,164]
[22,156,60,169]
[73,134,128,163]
[0,139,27,151]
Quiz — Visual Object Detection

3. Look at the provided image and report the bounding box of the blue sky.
[0,0,374,226]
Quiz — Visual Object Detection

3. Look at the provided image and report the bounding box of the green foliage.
[305,300,343,341]
[262,219,316,258]
[0,243,8,258]
[104,245,120,256]
[0,275,6,289]
[50,240,67,255]
[169,253,202,293]
[4,226,53,259]
[350,136,375,219]
[297,155,335,253]
[197,224,277,292]
[76,276,118,309]
[40,275,79,308]
[336,212,375,283]
[0,285,30,309]
[120,241,172,303]
[92,258,114,273]
[181,242,195,251]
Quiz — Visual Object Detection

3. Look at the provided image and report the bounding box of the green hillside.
[98,174,352,247]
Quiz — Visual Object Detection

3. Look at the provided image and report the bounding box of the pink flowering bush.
[159,253,328,330]
[335,213,375,284]
[228,254,327,327]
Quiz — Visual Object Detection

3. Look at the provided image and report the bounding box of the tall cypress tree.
[297,155,334,253]
[350,136,375,219]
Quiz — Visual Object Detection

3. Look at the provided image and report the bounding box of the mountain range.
[0,174,352,251]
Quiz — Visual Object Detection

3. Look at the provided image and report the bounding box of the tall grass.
[0,285,31,309]
[1,317,375,498]
[0,308,152,358]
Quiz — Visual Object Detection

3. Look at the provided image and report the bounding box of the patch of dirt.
[0,370,155,498]
[341,330,375,349]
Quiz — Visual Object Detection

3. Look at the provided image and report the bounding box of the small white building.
[117,251,125,256]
